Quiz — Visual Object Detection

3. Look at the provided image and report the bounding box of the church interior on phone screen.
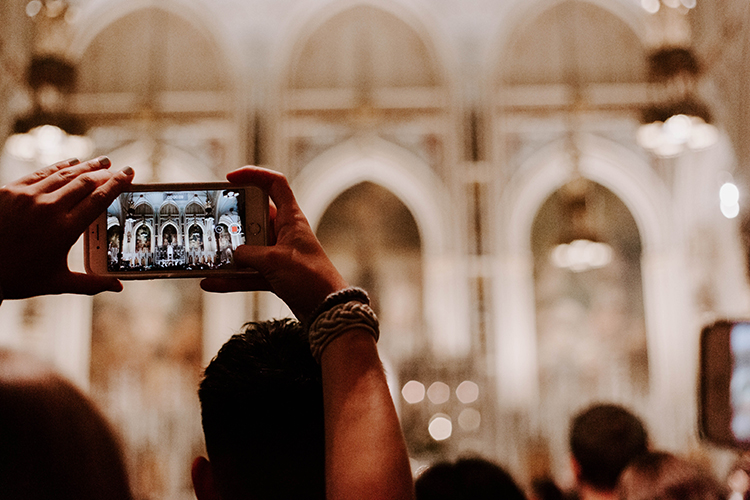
[106,190,245,271]
[2,0,750,497]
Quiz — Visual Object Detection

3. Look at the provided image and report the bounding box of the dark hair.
[569,403,648,491]
[415,456,527,500]
[0,349,133,500]
[198,318,325,499]
[618,451,727,500]
[531,477,565,500]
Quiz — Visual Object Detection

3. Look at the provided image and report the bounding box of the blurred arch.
[273,0,456,91]
[68,0,242,90]
[294,136,471,357]
[486,0,648,82]
[492,135,671,410]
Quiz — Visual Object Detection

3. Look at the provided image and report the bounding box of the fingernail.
[67,158,80,165]
[97,156,111,168]
[120,166,134,177]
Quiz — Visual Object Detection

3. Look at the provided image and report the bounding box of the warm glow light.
[428,414,452,441]
[688,121,720,150]
[637,116,718,157]
[551,239,613,273]
[458,408,481,431]
[455,381,479,404]
[721,183,740,206]
[427,382,450,405]
[5,125,94,166]
[401,380,426,404]
[637,122,663,150]
[721,182,741,219]
[664,114,692,143]
[26,0,42,17]
[46,0,66,18]
[722,203,740,219]
[641,0,660,13]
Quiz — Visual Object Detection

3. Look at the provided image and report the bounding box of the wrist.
[306,288,379,364]
[305,286,370,328]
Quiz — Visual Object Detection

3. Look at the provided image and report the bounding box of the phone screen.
[730,322,750,441]
[105,187,249,273]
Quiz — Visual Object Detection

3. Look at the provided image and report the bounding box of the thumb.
[56,272,123,296]
[232,244,274,273]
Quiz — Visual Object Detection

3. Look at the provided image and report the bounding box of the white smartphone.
[84,182,269,279]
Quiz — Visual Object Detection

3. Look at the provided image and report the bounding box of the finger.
[227,166,307,230]
[66,166,135,235]
[36,156,112,194]
[232,244,272,269]
[200,275,273,293]
[48,271,123,296]
[226,166,298,212]
[51,167,115,213]
[13,158,81,187]
[269,199,277,220]
[268,202,278,245]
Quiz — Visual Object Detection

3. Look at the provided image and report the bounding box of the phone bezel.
[699,319,750,449]
[84,182,268,279]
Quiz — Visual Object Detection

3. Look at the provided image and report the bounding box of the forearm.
[321,330,414,500]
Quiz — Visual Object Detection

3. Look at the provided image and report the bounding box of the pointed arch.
[504,135,670,256]
[484,0,648,80]
[491,135,673,410]
[271,0,456,92]
[67,0,243,89]
[294,137,470,357]
[294,137,449,251]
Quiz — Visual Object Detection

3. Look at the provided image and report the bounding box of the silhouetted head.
[618,451,727,500]
[0,349,133,500]
[415,456,527,500]
[569,403,648,492]
[195,319,325,500]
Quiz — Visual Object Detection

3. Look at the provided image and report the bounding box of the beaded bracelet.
[305,286,371,329]
[308,300,379,363]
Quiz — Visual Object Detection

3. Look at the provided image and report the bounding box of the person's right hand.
[200,166,348,322]
[0,157,134,300]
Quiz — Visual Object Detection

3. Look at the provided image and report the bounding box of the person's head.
[617,451,727,500]
[192,318,325,500]
[569,403,648,493]
[415,456,527,500]
[0,348,133,500]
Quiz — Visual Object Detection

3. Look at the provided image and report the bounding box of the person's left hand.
[0,156,134,300]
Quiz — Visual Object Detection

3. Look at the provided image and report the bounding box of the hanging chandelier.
[6,54,93,165]
[640,0,697,14]
[637,0,718,158]
[637,47,718,157]
[5,1,92,166]
[550,176,614,273]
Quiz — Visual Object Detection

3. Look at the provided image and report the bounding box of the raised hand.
[0,157,134,300]
[200,166,347,321]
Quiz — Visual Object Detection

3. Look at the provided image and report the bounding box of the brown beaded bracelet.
[308,300,380,363]
[304,286,371,329]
